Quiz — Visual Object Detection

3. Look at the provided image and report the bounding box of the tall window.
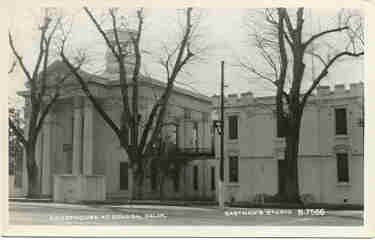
[228,115,238,140]
[184,108,191,120]
[192,122,199,150]
[193,165,199,190]
[229,156,239,183]
[170,124,178,147]
[335,108,348,135]
[277,118,287,138]
[278,159,286,195]
[211,167,216,190]
[119,162,129,190]
[151,166,157,191]
[173,170,180,192]
[337,153,349,183]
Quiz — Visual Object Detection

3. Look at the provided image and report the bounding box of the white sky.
[8,7,364,107]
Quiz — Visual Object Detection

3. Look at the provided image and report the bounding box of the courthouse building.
[17,30,217,202]
[212,83,364,204]
[13,30,364,204]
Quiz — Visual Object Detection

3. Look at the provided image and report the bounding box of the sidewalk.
[9,197,217,207]
[326,210,364,219]
[9,197,364,219]
[9,197,52,203]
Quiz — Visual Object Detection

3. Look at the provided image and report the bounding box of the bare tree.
[60,7,204,199]
[240,8,364,202]
[150,125,194,201]
[8,8,79,196]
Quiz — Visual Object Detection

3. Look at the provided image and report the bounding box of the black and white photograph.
[2,1,374,238]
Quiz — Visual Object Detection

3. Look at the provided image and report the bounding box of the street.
[8,202,363,226]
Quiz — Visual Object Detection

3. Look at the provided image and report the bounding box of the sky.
[8,7,364,108]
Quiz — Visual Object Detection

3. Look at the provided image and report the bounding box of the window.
[278,159,286,195]
[173,170,180,192]
[211,167,216,190]
[337,153,349,182]
[151,167,158,191]
[119,162,129,190]
[184,108,191,120]
[277,118,287,138]
[335,108,348,135]
[229,156,239,182]
[170,124,179,147]
[193,165,199,190]
[228,115,238,140]
[192,122,199,150]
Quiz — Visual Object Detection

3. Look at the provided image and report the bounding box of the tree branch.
[60,50,122,139]
[303,26,349,49]
[34,91,59,137]
[84,7,120,60]
[301,50,363,108]
[8,32,33,82]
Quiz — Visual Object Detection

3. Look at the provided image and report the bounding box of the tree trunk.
[132,171,144,200]
[159,174,165,201]
[26,145,40,197]
[283,115,302,203]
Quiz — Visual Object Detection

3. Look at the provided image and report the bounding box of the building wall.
[84,81,214,199]
[52,100,74,175]
[214,83,364,204]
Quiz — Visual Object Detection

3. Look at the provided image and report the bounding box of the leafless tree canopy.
[8,8,83,196]
[239,8,363,202]
[240,8,363,100]
[60,7,206,198]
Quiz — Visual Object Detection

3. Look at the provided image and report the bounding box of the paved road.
[8,202,363,226]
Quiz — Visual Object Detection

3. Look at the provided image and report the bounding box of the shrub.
[300,193,315,204]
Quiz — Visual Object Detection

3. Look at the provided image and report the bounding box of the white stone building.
[16,30,217,202]
[212,83,364,204]
[13,29,364,204]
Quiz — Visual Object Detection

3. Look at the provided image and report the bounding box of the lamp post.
[213,61,226,208]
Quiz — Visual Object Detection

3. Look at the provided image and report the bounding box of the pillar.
[184,121,194,149]
[178,120,185,149]
[35,124,43,194]
[22,130,28,196]
[83,100,94,175]
[72,97,83,175]
[41,113,53,195]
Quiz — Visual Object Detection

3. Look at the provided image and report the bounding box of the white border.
[1,0,374,238]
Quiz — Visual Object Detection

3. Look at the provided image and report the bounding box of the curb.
[9,198,218,207]
[9,198,53,203]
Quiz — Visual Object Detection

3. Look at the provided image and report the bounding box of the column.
[204,114,211,150]
[22,132,28,195]
[83,100,94,175]
[41,113,53,195]
[35,126,42,194]
[72,97,83,175]
[22,103,30,195]
[184,121,194,149]
[178,120,185,149]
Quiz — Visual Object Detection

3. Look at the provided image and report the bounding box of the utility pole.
[213,61,225,208]
[218,61,225,208]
